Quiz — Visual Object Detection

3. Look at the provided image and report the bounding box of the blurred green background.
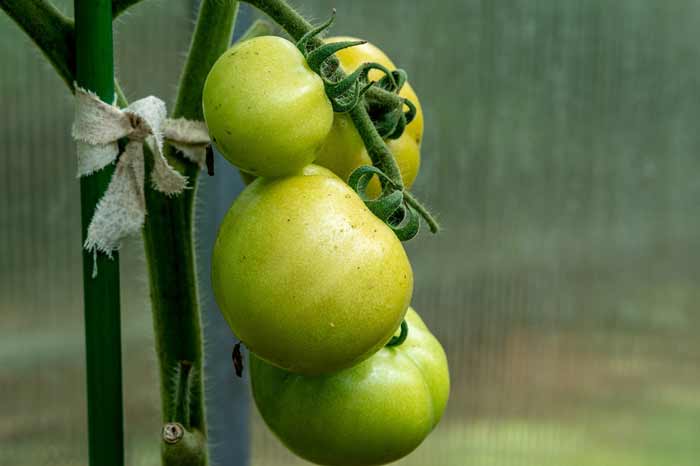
[2,0,700,465]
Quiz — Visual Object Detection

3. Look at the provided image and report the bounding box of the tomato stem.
[404,191,441,234]
[349,104,405,187]
[0,0,76,89]
[141,2,238,465]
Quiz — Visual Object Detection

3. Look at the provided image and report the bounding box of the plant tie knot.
[71,87,211,276]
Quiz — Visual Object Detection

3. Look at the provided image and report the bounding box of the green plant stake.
[73,1,124,466]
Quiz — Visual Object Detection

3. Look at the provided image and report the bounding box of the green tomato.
[211,165,413,374]
[202,36,334,177]
[250,307,450,466]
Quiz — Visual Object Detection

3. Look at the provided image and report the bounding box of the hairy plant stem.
[0,0,169,91]
[73,1,123,466]
[404,191,440,234]
[141,2,238,465]
[0,0,75,89]
[348,103,404,188]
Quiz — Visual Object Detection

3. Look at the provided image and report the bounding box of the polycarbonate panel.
[2,1,699,466]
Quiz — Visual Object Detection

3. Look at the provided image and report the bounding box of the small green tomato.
[203,36,334,177]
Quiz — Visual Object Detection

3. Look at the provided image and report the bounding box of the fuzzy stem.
[404,191,440,233]
[244,0,314,42]
[73,1,124,466]
[0,0,75,89]
[349,104,404,188]
[172,1,239,122]
[141,2,238,465]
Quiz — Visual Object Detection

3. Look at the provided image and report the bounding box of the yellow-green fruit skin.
[211,166,413,375]
[202,36,334,177]
[316,37,423,194]
[250,308,450,466]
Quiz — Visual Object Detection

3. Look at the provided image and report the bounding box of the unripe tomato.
[211,166,413,374]
[250,307,450,466]
[203,36,334,177]
[316,37,423,195]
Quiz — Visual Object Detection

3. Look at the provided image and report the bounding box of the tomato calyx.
[322,61,392,113]
[368,70,418,140]
[348,165,421,241]
[295,11,403,114]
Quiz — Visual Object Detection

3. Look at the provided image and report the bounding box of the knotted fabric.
[72,87,210,272]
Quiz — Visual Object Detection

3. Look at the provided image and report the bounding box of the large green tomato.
[202,36,334,177]
[315,37,423,196]
[211,165,413,374]
[250,308,450,466]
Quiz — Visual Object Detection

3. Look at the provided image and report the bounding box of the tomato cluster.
[203,34,448,466]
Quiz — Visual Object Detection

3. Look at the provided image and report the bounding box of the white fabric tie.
[72,87,210,273]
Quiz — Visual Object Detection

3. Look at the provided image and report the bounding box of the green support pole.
[74,1,124,466]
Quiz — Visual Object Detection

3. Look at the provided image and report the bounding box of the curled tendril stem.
[386,320,409,347]
[347,166,420,240]
[376,69,407,96]
[306,40,366,72]
[402,98,417,126]
[324,62,395,99]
